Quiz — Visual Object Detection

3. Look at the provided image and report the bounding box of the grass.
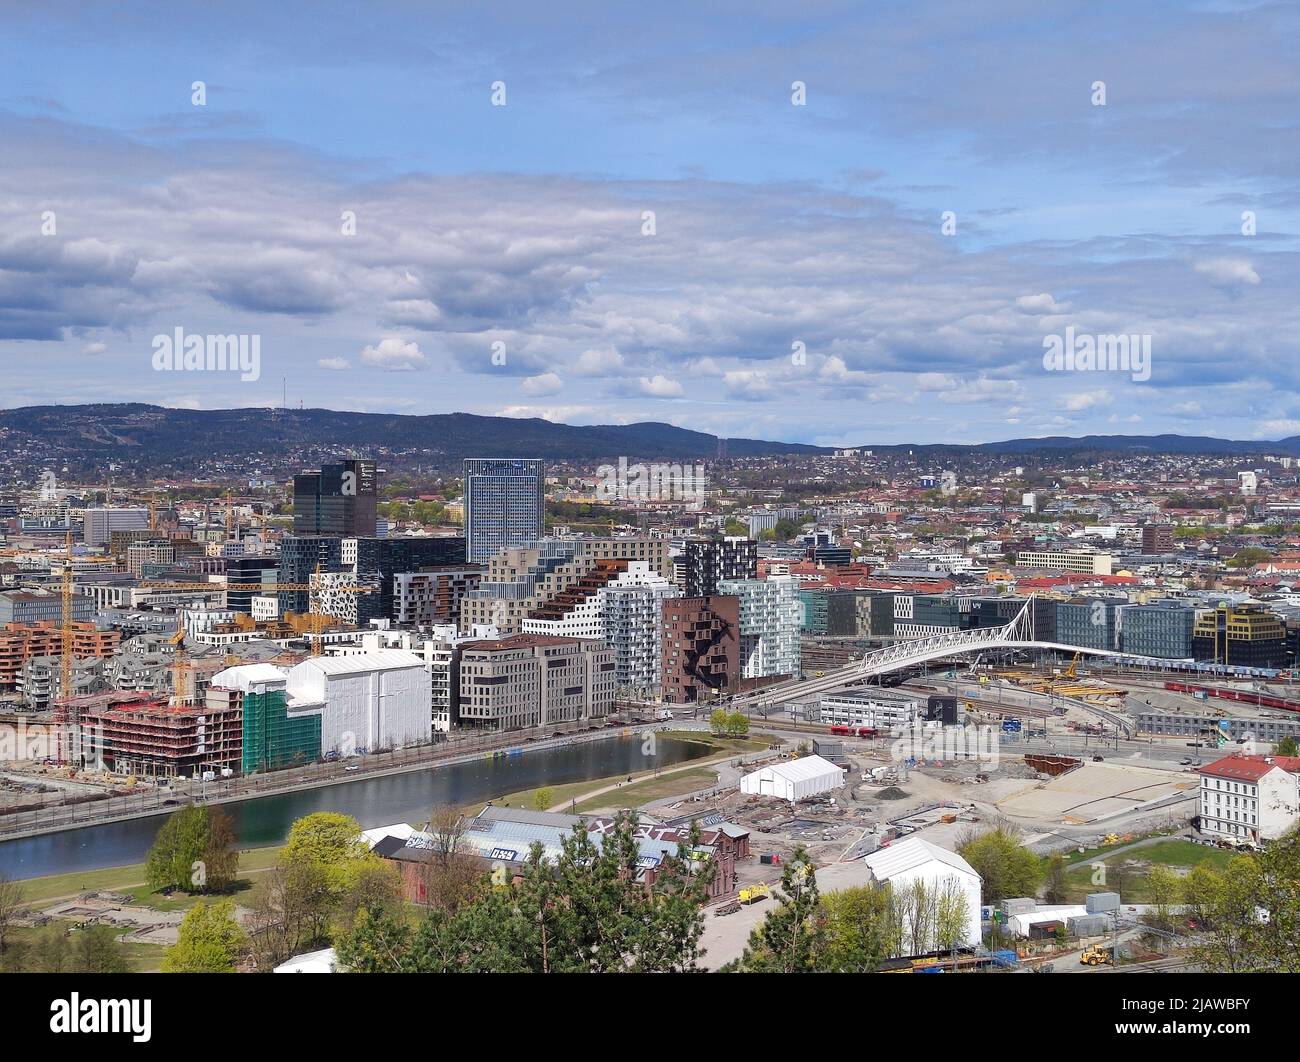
[573,767,721,813]
[489,729,776,813]
[1060,838,1244,903]
[12,843,286,909]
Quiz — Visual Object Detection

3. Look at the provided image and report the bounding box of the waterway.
[0,734,712,881]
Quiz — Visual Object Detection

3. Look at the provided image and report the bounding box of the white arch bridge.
[728,597,1160,725]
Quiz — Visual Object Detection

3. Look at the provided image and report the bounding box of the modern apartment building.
[225,554,279,615]
[676,536,757,597]
[292,459,378,537]
[456,634,615,731]
[0,589,95,625]
[463,458,545,564]
[799,589,859,636]
[602,580,683,695]
[1140,523,1175,554]
[461,537,670,634]
[0,621,119,694]
[126,539,176,577]
[718,576,801,680]
[393,565,483,627]
[660,595,740,704]
[521,559,670,639]
[351,536,468,626]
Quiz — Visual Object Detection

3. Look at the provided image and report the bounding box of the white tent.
[739,755,845,801]
[863,837,983,949]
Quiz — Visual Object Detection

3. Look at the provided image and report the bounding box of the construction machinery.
[1080,946,1114,967]
[738,881,770,905]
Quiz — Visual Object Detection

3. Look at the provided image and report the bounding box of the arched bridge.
[730,597,1164,713]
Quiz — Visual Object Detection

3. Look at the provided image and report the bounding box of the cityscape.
[0,0,1295,1031]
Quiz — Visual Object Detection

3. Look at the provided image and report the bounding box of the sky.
[0,0,1298,446]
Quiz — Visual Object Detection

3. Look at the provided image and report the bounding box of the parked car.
[344,765,360,773]
[1092,755,1105,762]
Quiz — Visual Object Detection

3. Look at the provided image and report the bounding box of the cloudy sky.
[1,0,1298,446]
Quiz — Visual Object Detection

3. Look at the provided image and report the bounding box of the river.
[0,734,712,881]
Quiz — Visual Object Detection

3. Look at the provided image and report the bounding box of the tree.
[145,805,211,894]
[162,899,247,972]
[725,711,749,737]
[727,848,825,972]
[0,873,24,955]
[420,806,483,913]
[338,813,713,972]
[532,787,555,812]
[1145,865,1182,933]
[71,925,129,973]
[144,805,238,894]
[1277,736,1299,758]
[1043,852,1069,904]
[820,885,894,971]
[958,825,1043,904]
[708,708,729,736]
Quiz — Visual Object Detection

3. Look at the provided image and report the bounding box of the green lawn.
[574,766,722,813]
[1061,838,1243,903]
[12,844,285,909]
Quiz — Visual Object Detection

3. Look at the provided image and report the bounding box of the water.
[0,735,712,881]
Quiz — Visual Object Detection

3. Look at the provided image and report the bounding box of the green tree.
[162,899,247,972]
[338,813,713,972]
[532,787,555,812]
[725,711,749,737]
[727,848,825,972]
[1043,852,1069,904]
[1145,865,1182,933]
[708,708,729,736]
[820,885,894,971]
[71,925,129,973]
[0,873,24,955]
[958,826,1044,905]
[145,805,238,894]
[1277,736,1299,757]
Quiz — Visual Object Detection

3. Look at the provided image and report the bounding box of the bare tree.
[0,873,25,955]
[420,805,484,912]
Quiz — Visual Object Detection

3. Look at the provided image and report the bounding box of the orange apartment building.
[0,621,119,694]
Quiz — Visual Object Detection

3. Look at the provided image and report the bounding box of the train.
[828,725,880,738]
[1163,681,1300,714]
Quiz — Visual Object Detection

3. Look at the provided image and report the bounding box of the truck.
[738,882,770,905]
[654,708,674,721]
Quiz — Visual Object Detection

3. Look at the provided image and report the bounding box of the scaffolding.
[241,686,321,774]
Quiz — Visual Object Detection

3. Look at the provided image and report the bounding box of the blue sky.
[1,0,1298,445]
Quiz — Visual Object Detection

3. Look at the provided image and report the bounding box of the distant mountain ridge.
[0,404,1294,473]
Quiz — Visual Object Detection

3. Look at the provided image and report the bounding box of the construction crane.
[170,617,193,708]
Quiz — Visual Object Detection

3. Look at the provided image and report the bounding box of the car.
[1092,755,1105,762]
[344,765,360,772]
[1180,757,1193,765]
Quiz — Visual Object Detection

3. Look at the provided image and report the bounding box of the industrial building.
[284,650,433,754]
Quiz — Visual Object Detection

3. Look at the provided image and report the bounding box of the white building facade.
[718,575,802,680]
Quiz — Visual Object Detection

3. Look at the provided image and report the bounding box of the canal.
[0,734,713,881]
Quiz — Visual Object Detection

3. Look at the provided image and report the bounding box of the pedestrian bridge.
[730,597,1160,711]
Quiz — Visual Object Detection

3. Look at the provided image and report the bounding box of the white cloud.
[572,347,626,376]
[360,338,428,371]
[83,341,107,355]
[1194,258,1261,288]
[1062,390,1113,412]
[318,357,350,370]
[1015,293,1066,314]
[638,374,683,397]
[521,372,563,396]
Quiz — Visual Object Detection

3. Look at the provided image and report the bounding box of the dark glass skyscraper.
[293,459,378,536]
[463,458,545,564]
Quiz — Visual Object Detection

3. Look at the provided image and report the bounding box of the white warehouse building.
[284,650,433,755]
[862,837,982,950]
[739,755,845,801]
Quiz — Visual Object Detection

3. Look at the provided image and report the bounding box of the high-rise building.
[718,576,802,680]
[277,535,345,613]
[676,536,757,597]
[660,595,740,704]
[225,554,279,615]
[293,459,378,537]
[463,458,545,564]
[602,580,683,695]
[351,537,468,626]
[84,507,149,547]
[1141,523,1175,554]
[522,559,670,640]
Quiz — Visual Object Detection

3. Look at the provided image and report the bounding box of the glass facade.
[464,459,545,564]
[241,687,321,774]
